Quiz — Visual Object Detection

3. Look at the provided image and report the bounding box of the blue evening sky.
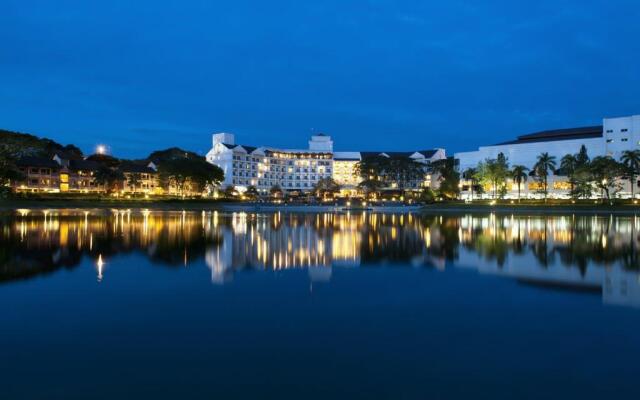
[1,1,639,158]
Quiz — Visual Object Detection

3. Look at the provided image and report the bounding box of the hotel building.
[206,133,446,194]
[206,133,334,194]
[13,154,161,195]
[455,114,640,199]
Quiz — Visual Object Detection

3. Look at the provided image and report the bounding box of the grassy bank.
[0,194,236,211]
[421,199,640,214]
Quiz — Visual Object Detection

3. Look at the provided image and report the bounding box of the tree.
[560,154,579,197]
[476,153,509,199]
[590,156,624,203]
[355,155,387,187]
[158,158,224,195]
[620,149,640,200]
[94,166,125,193]
[358,179,384,200]
[533,152,556,201]
[269,185,283,199]
[224,185,237,198]
[462,168,477,201]
[313,177,341,199]
[0,145,23,196]
[86,153,120,168]
[418,187,436,204]
[431,157,460,200]
[355,154,425,192]
[245,185,260,200]
[576,145,590,167]
[510,165,528,202]
[572,166,593,200]
[127,173,141,194]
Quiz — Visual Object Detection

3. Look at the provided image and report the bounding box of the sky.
[1,0,639,159]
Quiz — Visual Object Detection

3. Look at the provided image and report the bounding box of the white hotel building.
[206,132,446,194]
[455,114,640,199]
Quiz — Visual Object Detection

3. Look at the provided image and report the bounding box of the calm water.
[1,209,639,399]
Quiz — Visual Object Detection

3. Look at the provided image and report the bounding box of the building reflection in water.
[1,209,639,307]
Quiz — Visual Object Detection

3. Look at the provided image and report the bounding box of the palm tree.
[533,152,556,202]
[621,150,640,200]
[463,167,477,201]
[510,165,528,202]
[560,154,578,197]
[94,166,124,194]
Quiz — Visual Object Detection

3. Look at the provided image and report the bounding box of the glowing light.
[96,254,105,282]
[96,144,107,155]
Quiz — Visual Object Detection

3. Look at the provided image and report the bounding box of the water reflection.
[1,210,639,307]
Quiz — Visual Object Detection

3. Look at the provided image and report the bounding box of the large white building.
[455,114,640,199]
[206,133,334,194]
[206,132,446,194]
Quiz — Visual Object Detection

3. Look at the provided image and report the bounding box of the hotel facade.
[205,132,446,195]
[454,114,640,199]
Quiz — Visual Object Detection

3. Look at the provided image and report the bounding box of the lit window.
[606,139,613,143]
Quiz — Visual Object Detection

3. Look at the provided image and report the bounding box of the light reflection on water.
[1,209,639,308]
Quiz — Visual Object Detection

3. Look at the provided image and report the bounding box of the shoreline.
[1,199,640,214]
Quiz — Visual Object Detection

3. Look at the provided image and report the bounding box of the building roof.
[221,143,258,153]
[119,161,156,173]
[418,149,438,158]
[16,156,60,169]
[360,149,440,160]
[69,159,102,171]
[333,151,361,161]
[496,126,603,145]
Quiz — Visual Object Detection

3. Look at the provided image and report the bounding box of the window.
[622,138,629,142]
[606,129,613,133]
[621,128,628,132]
[606,139,613,143]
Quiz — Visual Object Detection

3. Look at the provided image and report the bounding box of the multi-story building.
[206,133,334,194]
[454,114,640,199]
[15,155,105,193]
[13,155,161,194]
[206,132,446,195]
[120,161,162,195]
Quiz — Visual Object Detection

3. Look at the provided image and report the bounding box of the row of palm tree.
[463,147,640,201]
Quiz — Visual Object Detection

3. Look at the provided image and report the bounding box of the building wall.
[207,144,333,193]
[122,172,161,194]
[455,137,605,173]
[333,160,361,186]
[206,134,446,194]
[604,115,640,159]
[454,114,640,199]
[15,166,61,192]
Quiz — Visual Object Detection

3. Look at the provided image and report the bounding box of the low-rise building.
[455,114,640,199]
[120,161,161,195]
[13,155,162,195]
[15,156,63,192]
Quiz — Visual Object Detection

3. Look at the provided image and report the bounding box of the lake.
[1,209,639,399]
